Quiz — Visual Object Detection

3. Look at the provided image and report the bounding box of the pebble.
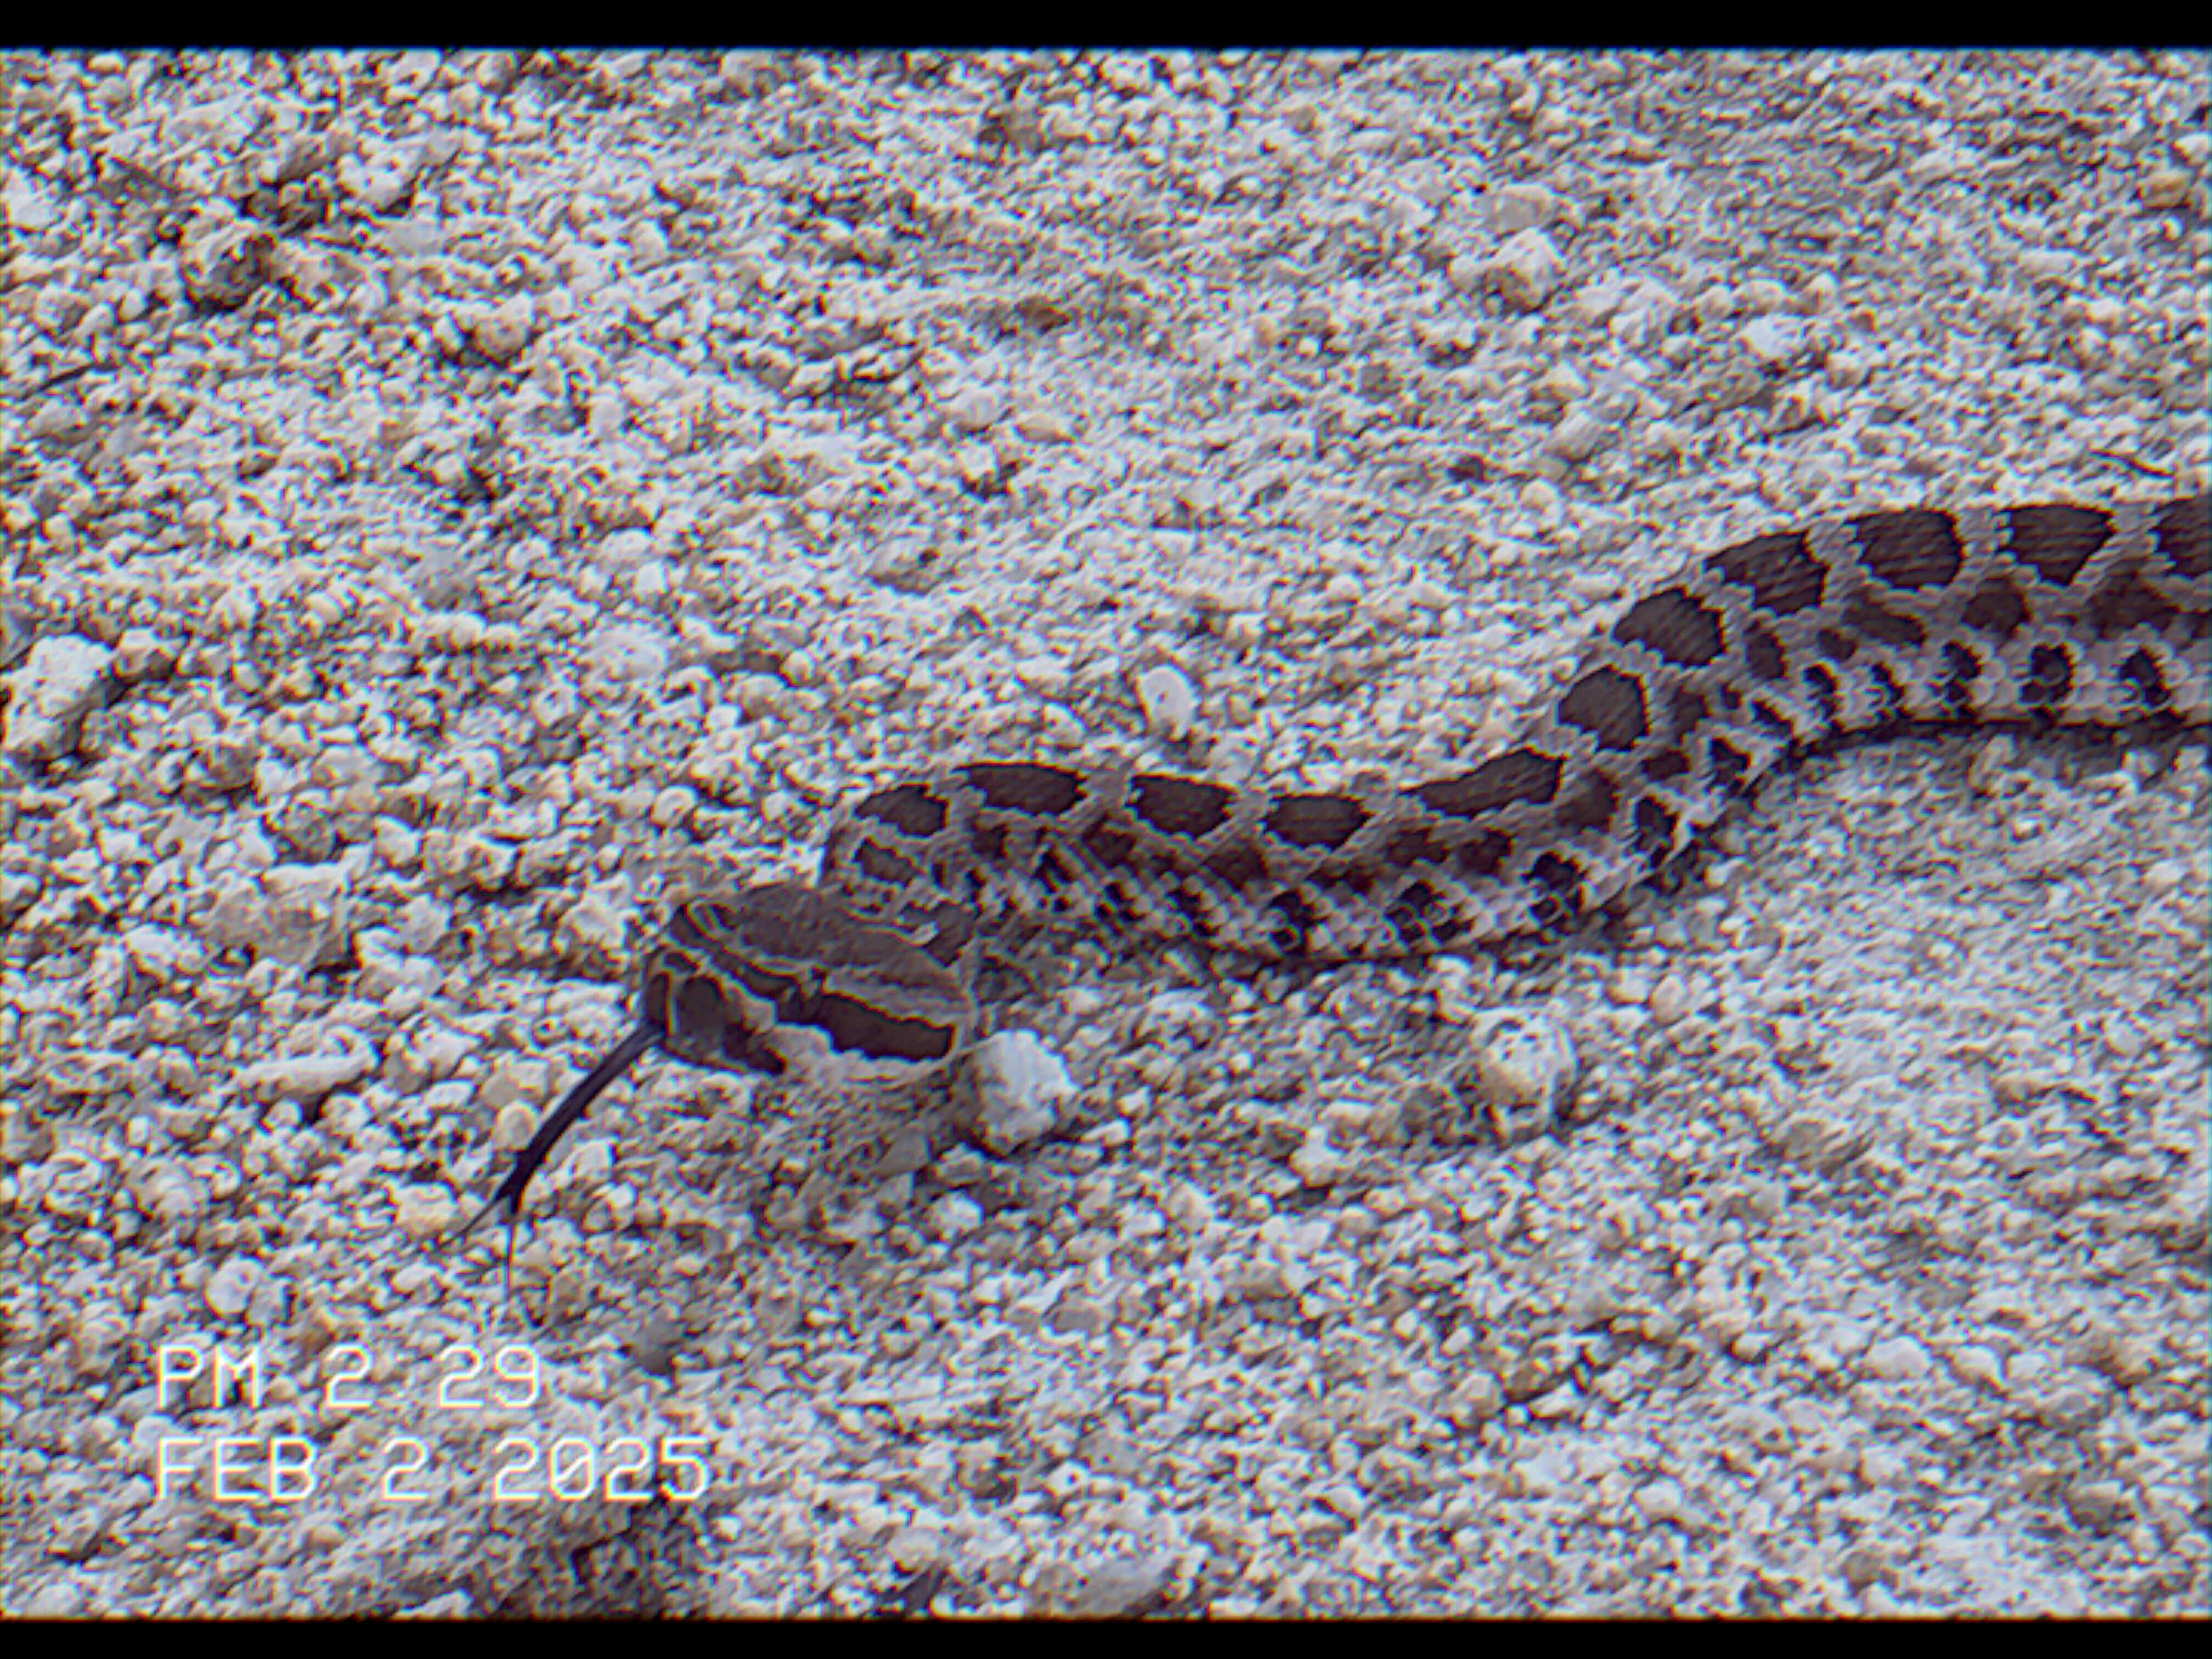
[2,636,114,761]
[1289,1124,1348,1187]
[177,208,275,309]
[1862,1336,1933,1383]
[1483,227,1564,311]
[1448,1007,1579,1143]
[1053,1550,1173,1617]
[468,293,536,363]
[951,1030,1073,1155]
[237,1040,377,1103]
[1135,661,1200,741]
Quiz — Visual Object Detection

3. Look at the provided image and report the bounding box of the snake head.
[645,881,977,1087]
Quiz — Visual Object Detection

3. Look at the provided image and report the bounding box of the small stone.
[1632,1477,1686,1524]
[238,1041,377,1103]
[1605,971,1652,1006]
[943,383,1006,432]
[111,628,176,684]
[394,1185,460,1240]
[422,829,520,894]
[1290,1125,1348,1187]
[1769,1108,1872,1175]
[469,294,536,362]
[374,819,423,870]
[1647,973,1691,1024]
[1542,409,1611,463]
[24,1582,84,1617]
[1862,1335,1932,1381]
[1059,1551,1172,1618]
[1489,181,1559,233]
[121,925,210,985]
[2138,166,2193,210]
[1015,404,1074,444]
[1839,1543,1890,1591]
[2078,1325,2158,1388]
[650,785,698,830]
[1447,1007,1578,1142]
[1049,1293,1109,1336]
[952,1030,1072,1154]
[202,864,354,969]
[1740,314,1809,365]
[2142,856,2190,894]
[202,1255,268,1319]
[555,891,629,972]
[926,1192,983,1240]
[2062,1479,2130,1533]
[478,1059,552,1115]
[3,635,114,761]
[1483,227,1562,311]
[888,1526,944,1574]
[1135,662,1200,741]
[1444,251,1486,295]
[489,1100,539,1153]
[179,210,276,309]
[1443,1369,1505,1427]
[1164,1180,1216,1232]
[1947,1344,2006,1391]
[396,895,452,954]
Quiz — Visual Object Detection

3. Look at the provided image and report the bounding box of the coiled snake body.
[469,494,2209,1238]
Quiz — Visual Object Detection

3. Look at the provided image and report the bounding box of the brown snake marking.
[466,494,2209,1247]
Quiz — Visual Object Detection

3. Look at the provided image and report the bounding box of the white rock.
[943,383,1006,432]
[385,1184,457,1242]
[470,292,535,362]
[1490,182,1560,233]
[1543,409,1611,463]
[1633,1476,1686,1523]
[1483,227,1563,311]
[238,1039,377,1103]
[202,1255,267,1319]
[202,864,353,969]
[1060,1550,1172,1617]
[1290,1124,1347,1187]
[555,891,630,969]
[927,1192,984,1240]
[1164,1180,1217,1232]
[1740,313,1810,365]
[394,895,452,954]
[3,635,114,761]
[1863,1335,1933,1381]
[178,209,275,309]
[111,627,176,684]
[1448,1007,1579,1142]
[953,1031,1073,1154]
[421,829,518,894]
[1135,662,1200,741]
[121,925,210,984]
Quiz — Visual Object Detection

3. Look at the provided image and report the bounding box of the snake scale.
[467,493,2209,1240]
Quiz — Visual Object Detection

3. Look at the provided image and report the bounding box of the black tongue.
[461,1019,663,1237]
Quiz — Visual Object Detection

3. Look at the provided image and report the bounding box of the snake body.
[471,494,2209,1233]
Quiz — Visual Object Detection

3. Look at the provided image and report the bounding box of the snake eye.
[673,974,727,1053]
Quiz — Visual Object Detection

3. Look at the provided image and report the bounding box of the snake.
[465,493,2209,1244]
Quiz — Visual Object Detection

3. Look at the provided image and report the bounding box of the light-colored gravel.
[3,49,2205,1618]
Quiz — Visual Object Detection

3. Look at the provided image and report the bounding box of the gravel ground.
[2,49,2207,1618]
